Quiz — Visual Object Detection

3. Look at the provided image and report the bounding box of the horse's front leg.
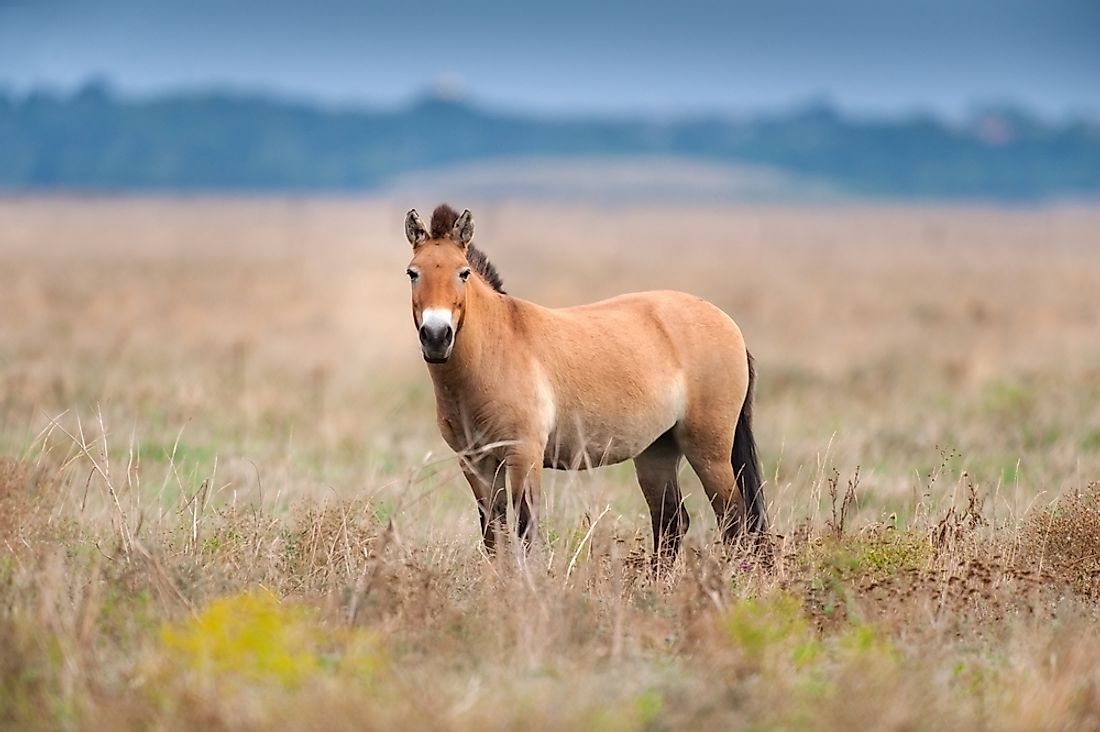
[506,447,543,547]
[460,455,507,553]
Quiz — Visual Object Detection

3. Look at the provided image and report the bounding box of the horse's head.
[404,205,476,363]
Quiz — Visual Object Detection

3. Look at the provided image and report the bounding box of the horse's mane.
[466,245,505,294]
[430,203,506,294]
[429,204,459,239]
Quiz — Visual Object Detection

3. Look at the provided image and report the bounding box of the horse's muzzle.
[419,323,454,363]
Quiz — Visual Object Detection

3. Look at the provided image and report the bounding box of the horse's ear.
[405,209,428,247]
[452,209,474,248]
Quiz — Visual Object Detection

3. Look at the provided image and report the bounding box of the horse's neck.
[427,283,513,403]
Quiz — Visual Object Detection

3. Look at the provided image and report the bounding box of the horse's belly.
[537,362,687,470]
[542,409,677,470]
[543,436,639,469]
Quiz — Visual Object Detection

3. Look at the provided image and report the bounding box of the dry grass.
[1,198,1099,730]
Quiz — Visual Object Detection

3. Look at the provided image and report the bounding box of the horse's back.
[549,290,746,372]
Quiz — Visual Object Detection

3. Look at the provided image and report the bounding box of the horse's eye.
[406,268,419,282]
[458,268,471,282]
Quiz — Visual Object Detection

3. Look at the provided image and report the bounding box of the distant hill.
[2,82,1099,200]
[386,157,846,204]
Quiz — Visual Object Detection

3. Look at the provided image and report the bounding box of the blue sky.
[2,0,1098,118]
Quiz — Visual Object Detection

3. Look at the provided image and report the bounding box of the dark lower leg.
[650,486,689,558]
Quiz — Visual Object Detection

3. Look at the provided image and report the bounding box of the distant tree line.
[1,82,1098,199]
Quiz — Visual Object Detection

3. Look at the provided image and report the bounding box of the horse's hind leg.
[634,431,689,561]
[679,426,747,544]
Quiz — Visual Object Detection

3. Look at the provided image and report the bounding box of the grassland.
[1,198,1099,730]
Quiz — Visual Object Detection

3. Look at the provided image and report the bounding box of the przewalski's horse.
[404,204,766,558]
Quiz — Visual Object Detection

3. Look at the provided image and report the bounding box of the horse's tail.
[732,350,767,533]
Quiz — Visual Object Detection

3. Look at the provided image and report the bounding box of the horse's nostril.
[420,323,454,348]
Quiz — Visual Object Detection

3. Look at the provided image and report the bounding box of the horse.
[403,203,766,559]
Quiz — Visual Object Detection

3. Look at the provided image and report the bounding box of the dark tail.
[733,351,767,533]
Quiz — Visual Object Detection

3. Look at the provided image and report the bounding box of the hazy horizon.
[8,76,1097,126]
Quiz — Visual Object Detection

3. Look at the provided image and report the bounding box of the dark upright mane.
[430,203,506,294]
[429,204,459,239]
[466,244,505,294]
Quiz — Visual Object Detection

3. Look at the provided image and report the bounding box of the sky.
[2,0,1098,119]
